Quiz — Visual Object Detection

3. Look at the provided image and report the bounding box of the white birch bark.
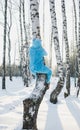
[78,0,80,73]
[77,0,80,97]
[49,0,64,103]
[78,0,80,87]
[8,0,12,81]
[49,30,53,68]
[19,0,26,86]
[61,0,70,96]
[19,0,23,76]
[72,0,77,87]
[2,0,8,89]
[22,0,30,87]
[23,0,48,129]
[73,0,78,49]
[30,0,40,38]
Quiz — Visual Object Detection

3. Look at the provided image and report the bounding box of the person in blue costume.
[29,38,52,88]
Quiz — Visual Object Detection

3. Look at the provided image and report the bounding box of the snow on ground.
[0,76,80,130]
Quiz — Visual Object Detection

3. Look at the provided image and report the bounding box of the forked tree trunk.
[23,74,47,130]
[23,0,47,129]
[49,0,64,104]
[61,0,70,97]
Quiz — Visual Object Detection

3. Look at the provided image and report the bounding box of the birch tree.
[19,0,27,85]
[49,0,64,104]
[2,0,8,89]
[61,0,70,97]
[19,0,23,76]
[49,30,53,68]
[77,0,80,97]
[72,0,78,87]
[22,0,30,87]
[7,0,12,81]
[42,0,45,46]
[73,0,77,51]
[23,0,49,129]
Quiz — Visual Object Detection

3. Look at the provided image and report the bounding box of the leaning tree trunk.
[2,0,8,89]
[77,0,80,97]
[49,0,64,104]
[61,0,70,97]
[23,74,48,130]
[23,0,48,129]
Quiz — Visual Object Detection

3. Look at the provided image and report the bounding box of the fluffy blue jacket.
[29,38,52,83]
[29,38,47,74]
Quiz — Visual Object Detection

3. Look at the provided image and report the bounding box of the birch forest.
[0,0,80,129]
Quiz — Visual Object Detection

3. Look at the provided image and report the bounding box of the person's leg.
[37,66,52,83]
[42,66,52,83]
[35,66,52,89]
[43,66,52,89]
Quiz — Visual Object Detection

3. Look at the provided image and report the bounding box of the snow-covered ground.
[0,77,80,130]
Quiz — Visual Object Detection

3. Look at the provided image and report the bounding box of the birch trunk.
[19,0,28,86]
[19,0,23,76]
[30,0,40,38]
[49,30,53,68]
[72,0,77,87]
[8,0,12,81]
[23,74,47,130]
[49,0,64,104]
[2,0,8,89]
[22,0,30,87]
[23,0,48,129]
[61,0,70,97]
[73,0,77,50]
[77,0,80,97]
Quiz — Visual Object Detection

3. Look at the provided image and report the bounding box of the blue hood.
[29,38,47,74]
[32,38,42,48]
